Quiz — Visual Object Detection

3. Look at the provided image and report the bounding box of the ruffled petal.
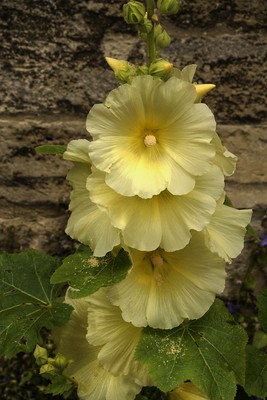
[63,139,91,164]
[87,167,223,252]
[212,133,237,176]
[52,293,141,400]
[66,163,120,256]
[86,288,152,386]
[109,233,225,329]
[203,204,252,262]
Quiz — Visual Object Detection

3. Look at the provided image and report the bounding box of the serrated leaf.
[44,375,75,398]
[135,300,247,400]
[258,287,267,332]
[244,345,267,397]
[0,250,73,358]
[51,246,132,298]
[35,144,67,155]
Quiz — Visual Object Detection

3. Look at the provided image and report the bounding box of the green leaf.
[135,300,247,400]
[258,287,267,332]
[44,375,75,398]
[35,144,67,155]
[244,345,267,397]
[51,246,132,298]
[0,250,73,358]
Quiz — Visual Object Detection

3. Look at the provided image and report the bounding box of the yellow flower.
[64,140,121,256]
[87,75,216,199]
[169,382,209,400]
[52,292,142,400]
[86,288,152,386]
[87,165,224,252]
[108,233,226,329]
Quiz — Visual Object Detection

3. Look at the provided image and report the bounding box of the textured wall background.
[0,0,267,296]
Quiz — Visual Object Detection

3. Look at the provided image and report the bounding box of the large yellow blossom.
[53,292,143,400]
[87,75,217,199]
[86,287,152,386]
[87,165,224,252]
[108,233,226,329]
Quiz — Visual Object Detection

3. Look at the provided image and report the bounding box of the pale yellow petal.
[77,360,141,400]
[87,168,221,252]
[66,163,120,256]
[212,133,237,176]
[169,382,209,400]
[63,139,91,164]
[86,288,152,386]
[203,203,252,262]
[109,233,225,329]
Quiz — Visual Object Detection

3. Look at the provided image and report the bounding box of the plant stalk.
[146,0,156,66]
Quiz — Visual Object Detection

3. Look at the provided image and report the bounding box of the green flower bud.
[149,58,173,80]
[40,362,57,376]
[33,345,48,366]
[157,0,179,15]
[53,353,70,371]
[154,24,171,49]
[105,57,138,83]
[123,1,146,25]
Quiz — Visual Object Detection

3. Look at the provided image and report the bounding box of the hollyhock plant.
[2,2,262,400]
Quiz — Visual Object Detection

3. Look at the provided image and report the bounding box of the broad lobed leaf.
[0,250,72,358]
[135,300,248,400]
[50,246,132,298]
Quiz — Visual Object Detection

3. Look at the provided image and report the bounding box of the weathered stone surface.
[1,1,266,123]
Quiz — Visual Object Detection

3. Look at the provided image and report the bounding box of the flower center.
[150,252,164,269]
[144,134,157,147]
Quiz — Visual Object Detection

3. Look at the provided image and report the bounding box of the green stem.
[146,0,156,66]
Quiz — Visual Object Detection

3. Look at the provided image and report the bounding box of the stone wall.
[0,0,266,295]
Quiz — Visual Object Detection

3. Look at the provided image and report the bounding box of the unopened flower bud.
[138,17,153,40]
[40,362,57,376]
[194,83,216,103]
[33,345,48,366]
[157,0,179,15]
[105,57,138,83]
[53,353,70,371]
[149,58,173,80]
[154,24,171,49]
[123,1,145,25]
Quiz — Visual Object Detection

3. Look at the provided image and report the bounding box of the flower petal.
[52,293,141,400]
[63,139,91,164]
[86,288,152,386]
[87,167,222,252]
[169,382,209,400]
[109,233,225,329]
[203,204,252,262]
[66,163,120,256]
[212,133,237,176]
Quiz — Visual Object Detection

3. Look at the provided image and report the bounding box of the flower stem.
[146,0,156,66]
